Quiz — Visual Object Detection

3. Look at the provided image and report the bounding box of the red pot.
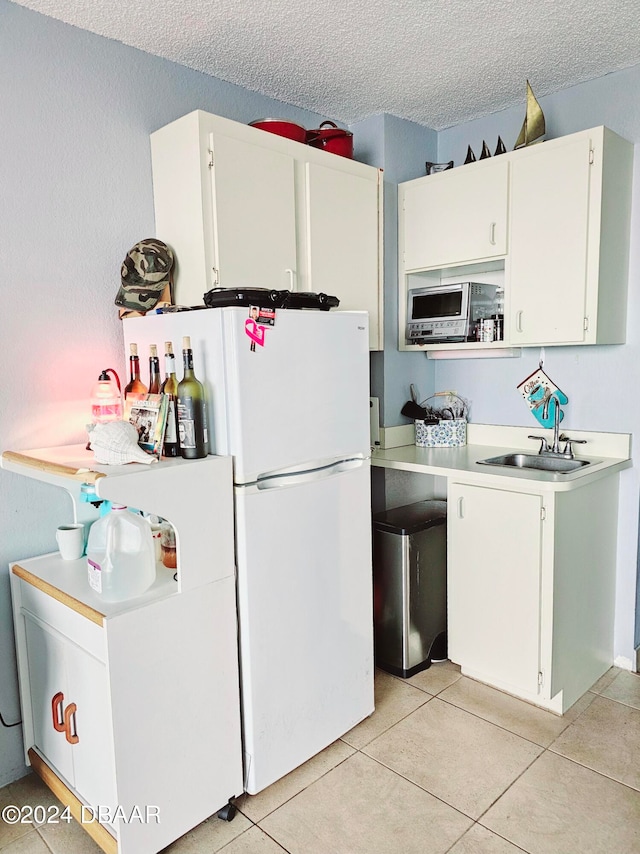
[249,118,307,144]
[306,121,353,158]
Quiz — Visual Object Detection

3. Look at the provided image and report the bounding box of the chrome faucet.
[528,399,587,459]
[551,398,562,454]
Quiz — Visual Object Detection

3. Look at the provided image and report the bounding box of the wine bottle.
[123,343,148,419]
[161,341,180,458]
[148,344,161,394]
[177,336,208,459]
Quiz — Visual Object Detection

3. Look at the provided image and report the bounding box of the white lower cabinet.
[448,483,542,699]
[5,449,244,854]
[22,609,116,814]
[447,474,620,714]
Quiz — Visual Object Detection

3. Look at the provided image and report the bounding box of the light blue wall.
[435,69,640,661]
[351,114,438,424]
[350,115,438,512]
[0,0,332,787]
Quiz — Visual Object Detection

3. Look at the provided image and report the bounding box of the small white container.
[87,506,156,602]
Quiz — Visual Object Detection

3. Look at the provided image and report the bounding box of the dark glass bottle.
[148,344,161,395]
[177,336,208,459]
[123,343,148,419]
[161,341,180,458]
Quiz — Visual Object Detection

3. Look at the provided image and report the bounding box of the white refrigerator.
[123,307,374,794]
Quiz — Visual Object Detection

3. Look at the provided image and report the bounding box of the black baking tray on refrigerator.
[203,287,340,311]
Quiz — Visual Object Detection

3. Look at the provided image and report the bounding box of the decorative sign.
[517,366,568,429]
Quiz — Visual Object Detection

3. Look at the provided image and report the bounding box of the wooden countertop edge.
[12,564,105,626]
[28,749,117,854]
[1,451,105,483]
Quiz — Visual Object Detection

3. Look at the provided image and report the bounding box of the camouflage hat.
[115,238,174,312]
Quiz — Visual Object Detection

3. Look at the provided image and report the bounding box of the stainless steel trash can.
[373,500,447,678]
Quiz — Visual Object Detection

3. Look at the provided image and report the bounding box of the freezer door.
[222,308,370,484]
[235,459,374,794]
[122,308,370,481]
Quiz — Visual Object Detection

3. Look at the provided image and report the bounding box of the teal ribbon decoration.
[527,384,568,428]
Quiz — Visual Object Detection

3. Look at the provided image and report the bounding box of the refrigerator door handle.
[256,458,365,491]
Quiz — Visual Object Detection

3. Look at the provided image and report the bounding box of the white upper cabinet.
[509,126,633,346]
[304,162,381,344]
[402,158,508,271]
[151,111,384,350]
[209,132,298,292]
[398,126,633,352]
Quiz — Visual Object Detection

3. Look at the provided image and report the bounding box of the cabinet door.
[509,134,591,344]
[401,160,508,271]
[447,483,542,697]
[65,642,117,811]
[23,615,75,784]
[23,613,116,810]
[304,162,382,350]
[210,132,297,291]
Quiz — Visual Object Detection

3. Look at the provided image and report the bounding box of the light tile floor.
[1,664,639,854]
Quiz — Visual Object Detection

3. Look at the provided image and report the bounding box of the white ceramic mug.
[56,524,85,560]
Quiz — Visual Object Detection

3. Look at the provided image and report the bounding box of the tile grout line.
[440,820,531,854]
[341,690,435,751]
[217,823,293,854]
[241,750,356,825]
[35,825,56,854]
[356,747,474,825]
[354,671,640,843]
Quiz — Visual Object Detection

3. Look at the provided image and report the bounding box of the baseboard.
[613,654,634,672]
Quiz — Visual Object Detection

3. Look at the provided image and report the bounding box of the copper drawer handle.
[51,692,65,733]
[64,703,79,744]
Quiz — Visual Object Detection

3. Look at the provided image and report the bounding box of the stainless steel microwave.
[406,282,501,344]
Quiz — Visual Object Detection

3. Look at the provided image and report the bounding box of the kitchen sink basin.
[477,453,594,473]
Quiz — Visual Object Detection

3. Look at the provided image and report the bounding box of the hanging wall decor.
[516,364,568,429]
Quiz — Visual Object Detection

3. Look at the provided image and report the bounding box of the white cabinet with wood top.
[447,472,621,714]
[151,110,384,350]
[19,597,116,815]
[3,448,243,854]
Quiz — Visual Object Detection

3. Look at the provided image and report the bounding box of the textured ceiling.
[12,0,640,129]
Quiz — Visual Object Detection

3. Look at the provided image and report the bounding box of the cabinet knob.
[285,268,296,290]
[489,222,497,246]
[457,496,465,518]
[516,310,524,333]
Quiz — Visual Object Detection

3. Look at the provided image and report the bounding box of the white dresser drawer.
[14,569,106,663]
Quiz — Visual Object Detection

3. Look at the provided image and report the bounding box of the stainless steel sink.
[477,453,594,473]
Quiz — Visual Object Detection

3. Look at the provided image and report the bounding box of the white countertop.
[371,424,632,492]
